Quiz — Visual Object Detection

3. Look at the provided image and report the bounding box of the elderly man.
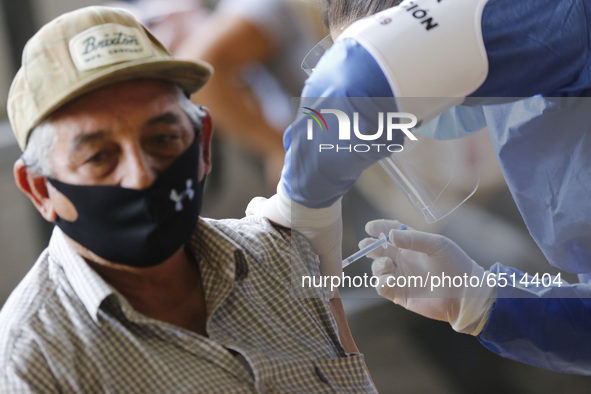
[0,6,374,393]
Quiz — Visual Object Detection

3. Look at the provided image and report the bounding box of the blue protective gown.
[281,0,591,374]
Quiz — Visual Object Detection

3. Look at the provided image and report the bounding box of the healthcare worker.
[247,0,591,375]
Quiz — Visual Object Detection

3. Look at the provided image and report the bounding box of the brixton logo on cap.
[69,23,153,71]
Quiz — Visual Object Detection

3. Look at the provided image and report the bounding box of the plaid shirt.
[0,217,375,393]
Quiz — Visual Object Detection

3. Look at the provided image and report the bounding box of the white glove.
[246,185,343,278]
[364,220,495,335]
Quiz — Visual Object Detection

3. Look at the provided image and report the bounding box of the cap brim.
[33,56,212,135]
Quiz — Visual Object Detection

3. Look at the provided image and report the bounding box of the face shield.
[301,34,335,76]
[378,133,480,223]
[301,37,480,223]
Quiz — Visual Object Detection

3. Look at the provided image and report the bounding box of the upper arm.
[329,293,375,388]
[329,293,360,355]
[1,338,59,393]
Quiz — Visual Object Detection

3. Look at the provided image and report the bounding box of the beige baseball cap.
[7,5,213,150]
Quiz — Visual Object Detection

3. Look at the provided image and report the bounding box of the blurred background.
[0,1,590,392]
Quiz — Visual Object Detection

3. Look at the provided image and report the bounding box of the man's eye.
[153,134,181,145]
[86,151,112,165]
[148,134,186,156]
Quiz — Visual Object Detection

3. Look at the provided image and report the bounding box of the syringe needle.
[342,233,390,268]
[341,225,407,269]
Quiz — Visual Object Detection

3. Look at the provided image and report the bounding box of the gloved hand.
[246,185,343,279]
[364,219,496,335]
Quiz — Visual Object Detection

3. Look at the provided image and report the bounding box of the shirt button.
[315,366,329,384]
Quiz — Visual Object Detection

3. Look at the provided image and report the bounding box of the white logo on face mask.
[169,179,195,211]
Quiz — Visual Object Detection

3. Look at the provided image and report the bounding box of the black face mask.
[47,138,204,268]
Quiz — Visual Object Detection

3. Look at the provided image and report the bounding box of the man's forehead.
[49,81,188,142]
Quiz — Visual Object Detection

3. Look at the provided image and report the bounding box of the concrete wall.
[0,131,47,305]
[0,6,15,117]
[31,0,108,25]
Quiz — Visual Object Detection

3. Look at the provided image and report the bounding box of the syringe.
[341,225,407,268]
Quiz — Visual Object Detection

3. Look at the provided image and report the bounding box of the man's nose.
[120,148,157,189]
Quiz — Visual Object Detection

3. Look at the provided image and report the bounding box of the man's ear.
[13,159,57,222]
[198,107,213,177]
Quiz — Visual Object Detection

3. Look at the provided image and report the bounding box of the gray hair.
[321,0,402,31]
[21,86,204,177]
[21,121,57,177]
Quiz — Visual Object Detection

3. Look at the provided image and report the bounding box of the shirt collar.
[48,220,249,325]
[48,227,115,324]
